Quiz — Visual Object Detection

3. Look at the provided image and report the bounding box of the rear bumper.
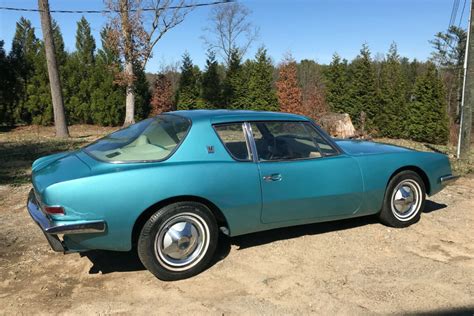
[440,174,459,186]
[27,189,106,252]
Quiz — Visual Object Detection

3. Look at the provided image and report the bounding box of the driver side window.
[250,121,326,161]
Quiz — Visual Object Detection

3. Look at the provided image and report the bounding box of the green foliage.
[245,47,278,111]
[89,27,125,126]
[24,20,67,125]
[406,63,449,144]
[222,49,247,109]
[9,17,40,123]
[176,52,201,109]
[324,54,351,114]
[377,43,407,138]
[347,44,379,128]
[64,17,97,124]
[0,41,17,124]
[134,64,151,120]
[201,50,222,107]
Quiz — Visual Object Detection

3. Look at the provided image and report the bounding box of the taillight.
[44,206,65,215]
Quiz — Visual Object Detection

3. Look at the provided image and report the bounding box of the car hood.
[335,140,413,156]
[32,151,91,195]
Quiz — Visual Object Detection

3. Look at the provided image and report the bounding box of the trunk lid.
[32,152,92,195]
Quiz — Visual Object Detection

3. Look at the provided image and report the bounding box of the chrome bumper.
[27,189,106,252]
[440,175,459,185]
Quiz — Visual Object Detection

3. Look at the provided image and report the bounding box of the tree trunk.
[124,61,135,126]
[120,0,135,127]
[38,0,69,137]
[459,0,474,159]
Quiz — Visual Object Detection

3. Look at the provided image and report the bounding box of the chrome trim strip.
[27,190,106,236]
[440,175,459,185]
[243,122,259,163]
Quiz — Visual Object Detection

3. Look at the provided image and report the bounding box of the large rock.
[318,113,356,139]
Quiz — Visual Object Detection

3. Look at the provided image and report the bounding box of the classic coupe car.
[28,110,456,280]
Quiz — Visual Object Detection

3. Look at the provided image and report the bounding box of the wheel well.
[389,166,431,195]
[131,196,229,247]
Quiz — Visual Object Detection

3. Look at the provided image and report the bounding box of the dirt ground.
[0,126,473,315]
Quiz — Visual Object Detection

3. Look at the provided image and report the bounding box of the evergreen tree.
[276,56,303,114]
[176,52,201,109]
[0,41,17,124]
[9,17,40,123]
[324,53,350,114]
[201,50,222,107]
[134,64,151,120]
[24,20,68,125]
[246,47,278,111]
[222,49,249,109]
[377,43,407,138]
[64,16,97,123]
[407,63,449,144]
[348,44,378,128]
[75,16,95,65]
[90,27,125,126]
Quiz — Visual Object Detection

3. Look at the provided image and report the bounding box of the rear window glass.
[84,115,190,162]
[214,123,251,161]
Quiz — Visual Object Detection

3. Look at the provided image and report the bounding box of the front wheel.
[137,202,218,281]
[379,170,426,228]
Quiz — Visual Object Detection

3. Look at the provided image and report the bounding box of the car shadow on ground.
[81,200,447,276]
[423,200,447,213]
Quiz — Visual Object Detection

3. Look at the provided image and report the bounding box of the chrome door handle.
[263,173,282,182]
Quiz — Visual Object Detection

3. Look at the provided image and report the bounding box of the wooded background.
[0,13,465,145]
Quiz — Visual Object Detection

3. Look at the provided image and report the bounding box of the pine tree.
[348,44,378,128]
[246,47,278,111]
[9,17,40,123]
[150,74,174,115]
[377,43,407,138]
[201,50,221,108]
[407,63,449,144]
[324,53,350,114]
[24,20,68,125]
[90,27,125,126]
[222,49,243,108]
[75,16,95,65]
[276,56,303,114]
[176,52,200,109]
[134,64,151,120]
[0,41,17,124]
[64,16,97,123]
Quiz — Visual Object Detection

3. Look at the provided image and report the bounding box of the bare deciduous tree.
[202,2,258,65]
[105,0,194,126]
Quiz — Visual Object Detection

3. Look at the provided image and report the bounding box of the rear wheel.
[379,170,426,228]
[137,202,218,281]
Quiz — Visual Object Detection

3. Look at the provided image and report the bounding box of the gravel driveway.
[1,176,473,315]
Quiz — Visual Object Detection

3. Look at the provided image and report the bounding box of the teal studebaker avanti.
[28,110,456,280]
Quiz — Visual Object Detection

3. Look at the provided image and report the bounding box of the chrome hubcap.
[155,213,209,271]
[391,179,421,221]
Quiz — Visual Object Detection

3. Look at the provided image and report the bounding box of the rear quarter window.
[213,123,251,161]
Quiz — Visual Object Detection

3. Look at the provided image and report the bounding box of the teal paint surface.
[30,110,453,252]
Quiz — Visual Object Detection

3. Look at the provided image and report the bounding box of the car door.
[248,121,364,224]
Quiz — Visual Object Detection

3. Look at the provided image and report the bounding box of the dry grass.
[0,125,117,185]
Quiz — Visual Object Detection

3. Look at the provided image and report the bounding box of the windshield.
[84,115,191,162]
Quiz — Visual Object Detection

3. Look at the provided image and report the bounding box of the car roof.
[169,109,310,124]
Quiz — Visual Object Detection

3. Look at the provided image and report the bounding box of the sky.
[0,0,468,73]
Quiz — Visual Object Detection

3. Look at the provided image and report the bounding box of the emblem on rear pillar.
[207,145,215,154]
